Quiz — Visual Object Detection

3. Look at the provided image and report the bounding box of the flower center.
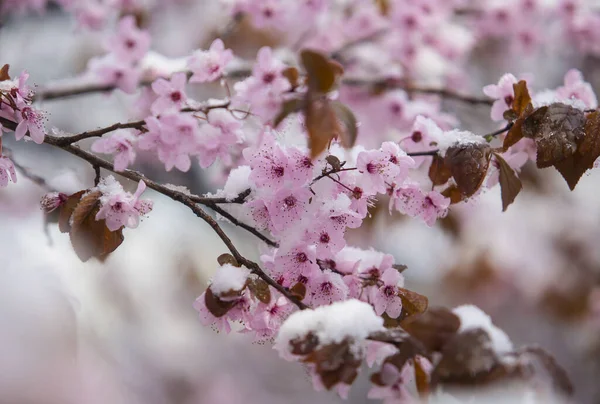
[263,72,276,84]
[411,131,423,143]
[319,232,330,243]
[284,195,297,208]
[170,91,182,102]
[384,285,396,297]
[296,252,308,263]
[320,282,333,293]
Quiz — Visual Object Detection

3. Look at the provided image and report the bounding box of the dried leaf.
[204,287,236,318]
[330,101,358,149]
[397,288,429,321]
[503,104,534,151]
[69,191,124,262]
[305,98,342,159]
[444,144,492,196]
[248,278,271,304]
[429,154,453,186]
[304,341,361,389]
[0,64,10,81]
[282,66,299,88]
[301,49,336,93]
[400,307,461,352]
[522,103,586,169]
[431,329,499,386]
[441,184,464,204]
[511,80,532,116]
[217,253,239,267]
[290,282,307,301]
[392,263,407,273]
[414,357,431,397]
[522,347,574,396]
[58,190,85,233]
[290,332,319,355]
[554,110,600,190]
[325,155,342,170]
[494,153,522,211]
[273,98,305,128]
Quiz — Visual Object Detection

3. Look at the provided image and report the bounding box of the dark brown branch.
[53,121,146,146]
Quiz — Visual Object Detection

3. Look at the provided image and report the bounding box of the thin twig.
[53,121,146,146]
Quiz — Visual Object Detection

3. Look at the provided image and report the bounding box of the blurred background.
[1,1,599,403]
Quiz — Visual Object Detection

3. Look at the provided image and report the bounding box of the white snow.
[452,304,513,354]
[275,299,384,354]
[221,165,252,200]
[209,263,250,296]
[436,129,487,157]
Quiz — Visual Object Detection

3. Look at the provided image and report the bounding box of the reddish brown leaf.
[397,288,429,320]
[69,191,124,262]
[441,184,464,205]
[290,332,319,355]
[511,80,532,116]
[301,49,336,93]
[553,110,600,190]
[0,64,10,81]
[58,191,85,233]
[429,154,453,186]
[273,98,305,128]
[282,66,300,88]
[431,329,499,387]
[400,307,461,352]
[494,153,522,211]
[503,104,534,151]
[304,341,361,389]
[204,287,236,318]
[305,98,342,159]
[290,282,307,301]
[444,144,492,196]
[522,103,586,168]
[217,253,239,267]
[415,357,431,397]
[248,278,271,304]
[522,347,574,396]
[330,101,358,149]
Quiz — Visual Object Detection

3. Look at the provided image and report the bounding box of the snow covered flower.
[188,39,234,83]
[95,177,153,231]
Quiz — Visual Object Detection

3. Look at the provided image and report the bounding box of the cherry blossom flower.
[483,73,519,121]
[15,106,45,144]
[248,296,294,341]
[265,187,312,232]
[106,15,151,63]
[91,129,137,171]
[0,155,17,187]
[369,267,403,318]
[95,177,153,231]
[309,270,349,307]
[556,68,598,109]
[188,39,234,83]
[150,72,188,115]
[89,55,141,94]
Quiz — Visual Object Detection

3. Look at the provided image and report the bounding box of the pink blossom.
[306,221,346,258]
[91,129,137,172]
[188,39,234,83]
[95,177,153,231]
[14,106,45,144]
[556,69,598,109]
[308,271,349,307]
[90,55,141,94]
[369,267,403,318]
[483,73,519,121]
[106,16,151,63]
[247,296,294,341]
[193,292,251,334]
[242,0,287,29]
[265,187,312,232]
[0,156,17,187]
[367,363,415,403]
[150,72,188,115]
[244,133,294,189]
[272,245,319,286]
[420,190,450,226]
[40,192,68,213]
